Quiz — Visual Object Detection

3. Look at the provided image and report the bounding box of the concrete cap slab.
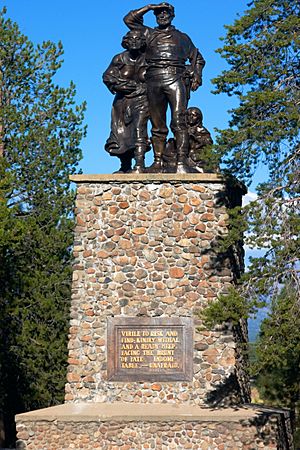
[69,173,224,183]
[15,402,274,423]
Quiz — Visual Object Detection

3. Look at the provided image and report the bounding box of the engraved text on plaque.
[107,317,193,381]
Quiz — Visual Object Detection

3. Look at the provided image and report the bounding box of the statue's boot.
[131,146,145,173]
[146,137,165,173]
[113,154,132,174]
[176,132,195,173]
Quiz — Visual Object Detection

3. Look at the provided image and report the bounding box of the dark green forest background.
[0,7,86,445]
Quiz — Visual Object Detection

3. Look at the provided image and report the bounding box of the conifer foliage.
[204,0,300,420]
[0,8,86,445]
[204,0,300,311]
[212,0,299,303]
[254,282,300,412]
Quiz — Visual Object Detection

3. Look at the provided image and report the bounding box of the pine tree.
[254,282,300,426]
[255,283,300,411]
[214,0,299,300]
[202,0,300,434]
[203,0,299,317]
[0,8,86,445]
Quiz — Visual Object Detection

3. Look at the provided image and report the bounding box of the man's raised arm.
[123,3,167,29]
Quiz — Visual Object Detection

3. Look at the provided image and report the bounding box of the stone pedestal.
[15,174,293,449]
[16,403,292,449]
[65,174,248,406]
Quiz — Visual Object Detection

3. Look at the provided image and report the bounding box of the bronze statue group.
[103,3,213,174]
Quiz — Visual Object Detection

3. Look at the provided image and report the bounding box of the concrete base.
[16,402,293,449]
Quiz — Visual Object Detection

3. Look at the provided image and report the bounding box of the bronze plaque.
[107,317,193,381]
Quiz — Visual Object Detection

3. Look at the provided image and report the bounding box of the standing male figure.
[124,2,205,172]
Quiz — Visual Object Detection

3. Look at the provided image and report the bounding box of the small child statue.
[186,107,214,172]
[162,107,215,173]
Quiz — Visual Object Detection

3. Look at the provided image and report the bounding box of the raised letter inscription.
[107,317,193,381]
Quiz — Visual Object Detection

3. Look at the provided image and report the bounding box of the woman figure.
[103,30,150,173]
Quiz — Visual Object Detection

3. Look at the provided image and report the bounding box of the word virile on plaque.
[107,317,193,381]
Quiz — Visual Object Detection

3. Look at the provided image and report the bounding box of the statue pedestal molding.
[15,174,293,449]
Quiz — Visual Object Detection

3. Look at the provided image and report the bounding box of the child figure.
[186,107,213,172]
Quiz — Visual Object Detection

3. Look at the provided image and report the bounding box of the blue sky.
[3,0,251,174]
